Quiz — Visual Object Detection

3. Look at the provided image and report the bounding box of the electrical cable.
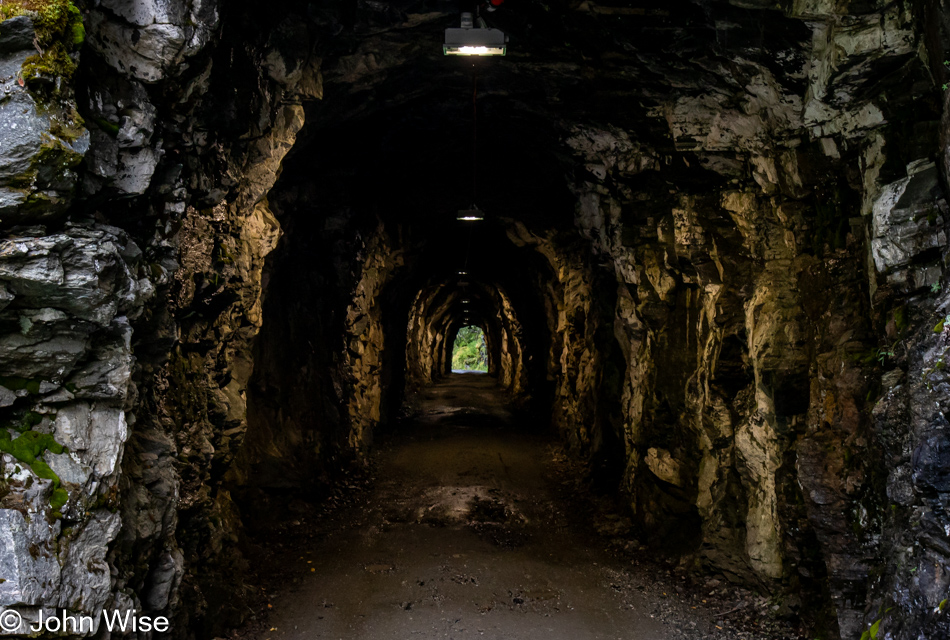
[462,60,478,275]
[472,60,478,206]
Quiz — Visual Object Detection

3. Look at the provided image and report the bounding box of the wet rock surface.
[0,15,87,223]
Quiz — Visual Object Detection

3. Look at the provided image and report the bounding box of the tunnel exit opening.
[452,325,488,373]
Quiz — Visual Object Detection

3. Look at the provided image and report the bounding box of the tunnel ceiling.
[306,0,815,135]
[292,0,927,157]
[261,0,938,415]
[266,0,935,294]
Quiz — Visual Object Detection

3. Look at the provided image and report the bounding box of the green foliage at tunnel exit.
[452,326,488,372]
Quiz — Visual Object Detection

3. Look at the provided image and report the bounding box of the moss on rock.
[2,1,85,93]
[0,376,42,395]
[0,0,84,48]
[22,43,77,87]
[0,424,69,515]
[2,134,85,217]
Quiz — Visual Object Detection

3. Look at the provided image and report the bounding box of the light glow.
[443,46,505,56]
[445,45,506,56]
[444,24,507,57]
[457,208,485,221]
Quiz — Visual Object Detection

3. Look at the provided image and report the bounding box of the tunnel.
[0,0,949,639]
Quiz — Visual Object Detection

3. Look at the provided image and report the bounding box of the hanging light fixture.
[444,12,507,56]
[457,205,484,221]
[455,38,491,223]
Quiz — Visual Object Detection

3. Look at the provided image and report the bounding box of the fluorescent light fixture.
[457,208,484,221]
[444,13,507,56]
[443,38,506,57]
[446,45,505,56]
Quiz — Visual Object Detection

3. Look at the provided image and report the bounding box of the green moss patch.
[893,305,908,333]
[9,0,84,48]
[0,376,41,395]
[48,106,86,143]
[0,427,69,516]
[0,429,65,461]
[91,116,120,137]
[2,1,85,93]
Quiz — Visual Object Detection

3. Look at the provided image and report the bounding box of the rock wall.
[864,159,950,639]
[0,3,148,634]
[501,221,625,475]
[555,2,950,632]
[0,223,150,634]
[341,222,404,452]
[0,0,322,636]
[404,277,530,399]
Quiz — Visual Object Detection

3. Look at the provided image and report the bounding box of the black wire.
[463,218,473,271]
[459,60,478,278]
[472,60,478,205]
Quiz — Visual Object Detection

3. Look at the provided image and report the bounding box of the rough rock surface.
[0,16,88,223]
[0,0,948,639]
[0,223,148,633]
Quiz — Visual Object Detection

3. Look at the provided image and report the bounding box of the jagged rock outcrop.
[0,14,88,223]
[558,4,948,629]
[863,161,950,639]
[0,223,150,634]
[0,0,318,635]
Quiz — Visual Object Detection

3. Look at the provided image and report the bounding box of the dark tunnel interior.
[1,0,949,638]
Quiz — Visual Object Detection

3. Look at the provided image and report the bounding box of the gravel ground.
[546,446,806,640]
[231,376,806,640]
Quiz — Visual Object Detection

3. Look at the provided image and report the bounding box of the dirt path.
[244,375,796,640]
